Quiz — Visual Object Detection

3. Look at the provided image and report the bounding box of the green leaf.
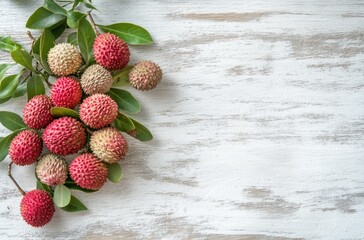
[51,107,79,119]
[112,66,133,87]
[67,32,78,46]
[27,75,45,100]
[67,11,86,29]
[71,0,82,10]
[26,7,66,29]
[13,82,27,98]
[43,0,67,16]
[53,185,71,208]
[107,88,141,114]
[107,163,123,183]
[11,48,35,71]
[0,74,20,99]
[98,23,153,45]
[0,36,21,52]
[61,195,87,212]
[0,130,22,162]
[50,20,67,39]
[36,180,52,194]
[33,39,40,55]
[114,112,135,132]
[0,111,27,131]
[127,117,153,141]
[64,179,97,193]
[0,64,13,81]
[40,29,55,74]
[78,19,95,66]
[83,1,97,10]
[0,97,11,104]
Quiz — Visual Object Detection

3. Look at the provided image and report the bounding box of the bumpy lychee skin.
[21,190,55,227]
[69,153,108,190]
[93,33,130,70]
[23,95,53,129]
[81,64,113,95]
[43,117,86,155]
[36,154,68,186]
[9,130,42,166]
[50,77,82,109]
[48,43,83,76]
[79,94,118,129]
[90,127,128,163]
[129,61,163,91]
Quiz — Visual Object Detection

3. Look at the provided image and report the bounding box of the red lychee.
[93,33,130,70]
[9,130,42,166]
[23,95,53,129]
[69,153,108,190]
[20,190,55,227]
[50,77,82,109]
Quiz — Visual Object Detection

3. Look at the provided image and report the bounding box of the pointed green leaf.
[0,97,11,104]
[43,0,67,15]
[127,117,153,141]
[0,64,13,81]
[26,7,66,29]
[64,178,97,193]
[13,83,27,98]
[50,20,67,39]
[39,29,55,74]
[98,23,153,45]
[0,111,27,131]
[67,32,78,46]
[67,11,86,29]
[27,75,45,100]
[114,112,135,132]
[53,185,71,208]
[11,48,35,71]
[78,19,95,66]
[61,195,87,212]
[0,74,20,99]
[0,36,21,52]
[107,88,141,114]
[36,180,52,194]
[0,130,22,162]
[51,107,79,119]
[112,66,133,87]
[107,163,123,183]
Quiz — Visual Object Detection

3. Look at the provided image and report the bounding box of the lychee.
[90,127,128,163]
[9,130,42,166]
[93,33,130,70]
[36,154,68,186]
[43,117,86,155]
[79,94,118,129]
[23,95,53,129]
[47,43,83,76]
[20,190,55,227]
[50,77,82,109]
[129,61,162,91]
[69,153,108,190]
[81,64,113,95]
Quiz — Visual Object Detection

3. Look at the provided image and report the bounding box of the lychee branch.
[8,162,26,196]
[88,12,100,35]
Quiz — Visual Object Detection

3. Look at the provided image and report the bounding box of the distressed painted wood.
[0,0,364,239]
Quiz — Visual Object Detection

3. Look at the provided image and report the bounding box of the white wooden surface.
[1,0,364,239]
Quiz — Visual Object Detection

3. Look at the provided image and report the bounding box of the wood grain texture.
[0,0,364,239]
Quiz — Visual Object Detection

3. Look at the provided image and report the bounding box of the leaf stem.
[8,162,26,196]
[88,11,100,35]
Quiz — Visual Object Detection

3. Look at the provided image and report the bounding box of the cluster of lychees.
[8,32,162,227]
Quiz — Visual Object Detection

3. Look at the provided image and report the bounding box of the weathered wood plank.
[0,0,363,239]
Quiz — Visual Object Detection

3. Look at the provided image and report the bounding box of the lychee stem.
[88,12,100,35]
[8,162,26,196]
